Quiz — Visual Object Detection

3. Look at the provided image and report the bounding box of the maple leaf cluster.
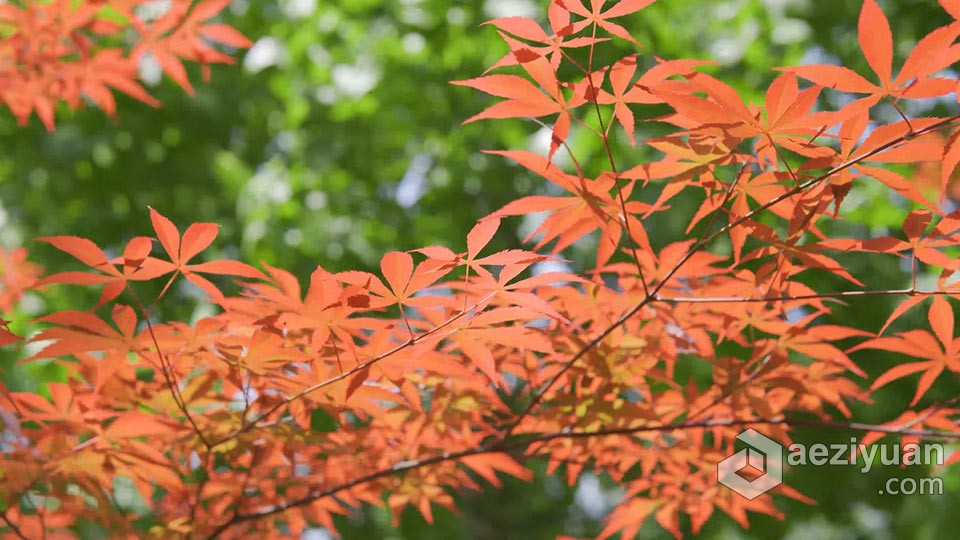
[4,0,960,539]
[0,0,252,130]
[0,247,41,347]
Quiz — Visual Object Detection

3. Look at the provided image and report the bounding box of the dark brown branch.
[204,414,960,538]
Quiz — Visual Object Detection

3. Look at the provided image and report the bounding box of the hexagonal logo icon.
[717,428,783,500]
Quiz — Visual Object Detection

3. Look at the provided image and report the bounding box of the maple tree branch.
[557,111,960,416]
[628,113,960,320]
[699,114,960,252]
[209,290,498,447]
[204,413,960,538]
[654,287,956,304]
[496,112,960,444]
[521,416,960,445]
[498,162,745,439]
[11,2,960,536]
[0,509,28,540]
[684,353,775,423]
[554,26,651,295]
[898,393,960,432]
[204,443,482,538]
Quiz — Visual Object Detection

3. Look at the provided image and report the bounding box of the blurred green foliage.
[1,0,959,538]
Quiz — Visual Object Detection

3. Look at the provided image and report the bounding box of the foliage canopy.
[3,0,960,538]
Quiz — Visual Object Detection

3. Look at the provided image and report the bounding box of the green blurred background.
[2,0,959,538]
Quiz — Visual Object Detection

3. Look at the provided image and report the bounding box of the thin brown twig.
[582,44,651,297]
[126,286,212,449]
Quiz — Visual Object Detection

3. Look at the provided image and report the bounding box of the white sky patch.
[281,0,316,19]
[772,18,811,44]
[402,33,427,55]
[798,44,840,67]
[414,287,452,298]
[138,53,162,86]
[229,0,249,15]
[284,228,303,246]
[135,0,171,21]
[326,242,343,259]
[0,230,21,257]
[401,5,429,26]
[446,6,467,25]
[301,528,332,540]
[396,153,432,208]
[314,85,337,104]
[707,15,759,65]
[317,12,339,32]
[531,260,573,280]
[484,0,538,19]
[308,44,331,68]
[527,125,572,168]
[246,165,292,205]
[306,190,328,210]
[713,0,742,21]
[574,474,608,520]
[943,198,958,215]
[786,307,808,324]
[20,331,54,361]
[0,408,25,450]
[17,291,43,316]
[710,38,744,65]
[519,210,549,244]
[274,131,296,154]
[528,126,553,157]
[231,388,259,410]
[851,503,891,536]
[244,37,289,73]
[331,62,380,98]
